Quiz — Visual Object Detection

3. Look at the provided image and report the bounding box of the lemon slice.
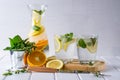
[32,11,42,26]
[86,42,97,53]
[63,39,75,51]
[29,25,45,36]
[54,35,62,53]
[46,59,63,69]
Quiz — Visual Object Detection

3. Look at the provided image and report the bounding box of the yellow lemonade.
[28,6,49,54]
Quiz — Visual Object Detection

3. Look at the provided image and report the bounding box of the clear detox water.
[55,42,76,60]
[54,33,76,62]
[77,34,98,64]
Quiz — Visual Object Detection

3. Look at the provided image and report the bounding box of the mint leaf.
[34,10,45,15]
[90,38,96,46]
[13,35,22,43]
[78,39,86,48]
[33,25,41,31]
[61,32,74,42]
[4,35,36,53]
[9,38,14,48]
[3,47,12,50]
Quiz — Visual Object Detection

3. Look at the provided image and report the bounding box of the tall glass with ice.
[77,34,98,64]
[54,33,76,62]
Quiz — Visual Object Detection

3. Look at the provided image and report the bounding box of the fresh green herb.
[94,71,101,77]
[34,9,45,15]
[60,32,74,42]
[3,69,28,76]
[20,69,27,73]
[33,25,41,31]
[4,35,36,53]
[88,61,94,66]
[15,70,20,74]
[2,70,13,76]
[90,38,96,46]
[78,39,86,48]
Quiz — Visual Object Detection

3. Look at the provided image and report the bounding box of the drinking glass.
[77,34,98,64]
[54,33,76,62]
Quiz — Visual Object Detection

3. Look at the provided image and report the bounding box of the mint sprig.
[90,38,97,46]
[34,9,45,15]
[4,35,36,53]
[60,32,74,42]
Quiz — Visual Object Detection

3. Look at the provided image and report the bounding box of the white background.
[0,0,120,56]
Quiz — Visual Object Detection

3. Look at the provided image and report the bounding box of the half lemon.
[46,59,63,69]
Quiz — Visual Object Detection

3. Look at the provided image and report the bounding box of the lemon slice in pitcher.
[29,25,45,36]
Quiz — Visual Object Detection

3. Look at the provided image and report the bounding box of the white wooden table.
[0,53,120,80]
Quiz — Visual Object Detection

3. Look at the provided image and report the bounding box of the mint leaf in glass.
[90,38,96,46]
[60,32,74,42]
[78,39,86,48]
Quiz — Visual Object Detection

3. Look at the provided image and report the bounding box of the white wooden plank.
[102,56,120,72]
[0,53,5,61]
[0,74,5,80]
[96,56,117,74]
[0,55,11,70]
[97,56,120,80]
[0,55,10,80]
[55,73,80,80]
[4,73,30,80]
[78,73,105,80]
[30,72,54,80]
[104,72,120,80]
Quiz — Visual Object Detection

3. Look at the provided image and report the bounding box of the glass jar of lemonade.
[28,5,49,55]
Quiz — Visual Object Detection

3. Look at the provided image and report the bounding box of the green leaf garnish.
[90,38,96,46]
[33,25,41,31]
[78,39,86,48]
[34,9,45,15]
[94,71,101,77]
[4,35,36,53]
[60,32,74,42]
[3,69,28,76]
[13,35,22,43]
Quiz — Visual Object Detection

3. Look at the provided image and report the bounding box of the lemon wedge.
[63,39,75,51]
[54,35,62,53]
[86,42,97,53]
[29,25,45,36]
[46,59,63,69]
[32,11,42,26]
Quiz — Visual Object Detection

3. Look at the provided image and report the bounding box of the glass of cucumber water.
[77,34,98,64]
